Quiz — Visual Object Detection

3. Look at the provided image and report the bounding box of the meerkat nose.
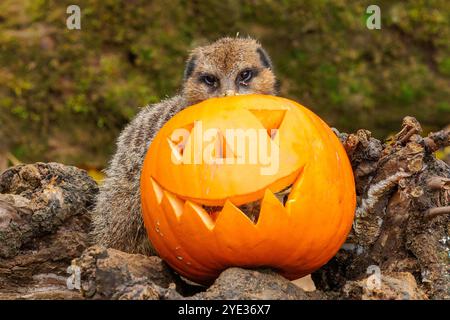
[224,90,237,97]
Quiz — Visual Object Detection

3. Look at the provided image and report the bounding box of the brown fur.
[90,37,277,255]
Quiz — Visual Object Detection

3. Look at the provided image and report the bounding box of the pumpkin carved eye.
[167,123,194,159]
[140,94,356,285]
[248,109,286,140]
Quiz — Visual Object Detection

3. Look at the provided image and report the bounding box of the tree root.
[313,117,450,299]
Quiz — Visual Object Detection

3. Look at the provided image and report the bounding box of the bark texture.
[0,163,97,299]
[313,117,450,299]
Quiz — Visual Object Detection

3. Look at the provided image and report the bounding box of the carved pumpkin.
[140,94,355,284]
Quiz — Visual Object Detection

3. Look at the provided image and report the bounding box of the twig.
[423,128,450,153]
[424,206,450,220]
[397,127,418,145]
[395,116,422,145]
[427,176,450,190]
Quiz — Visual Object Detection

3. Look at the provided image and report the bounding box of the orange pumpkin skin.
[140,94,356,285]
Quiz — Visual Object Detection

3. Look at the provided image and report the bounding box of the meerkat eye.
[200,74,219,87]
[237,69,255,85]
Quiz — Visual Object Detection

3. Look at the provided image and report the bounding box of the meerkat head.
[182,37,277,105]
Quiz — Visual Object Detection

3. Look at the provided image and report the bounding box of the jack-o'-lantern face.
[140,94,355,285]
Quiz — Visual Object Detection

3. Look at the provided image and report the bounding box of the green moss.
[437,102,450,112]
[438,57,450,76]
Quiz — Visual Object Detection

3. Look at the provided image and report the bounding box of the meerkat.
[91,37,279,255]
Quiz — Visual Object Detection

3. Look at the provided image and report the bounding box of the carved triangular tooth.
[260,189,287,213]
[150,178,163,204]
[213,200,259,256]
[215,200,258,228]
[161,190,184,220]
[256,188,290,231]
[283,166,306,215]
[184,201,215,230]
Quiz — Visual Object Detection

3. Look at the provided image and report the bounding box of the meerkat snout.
[223,90,238,97]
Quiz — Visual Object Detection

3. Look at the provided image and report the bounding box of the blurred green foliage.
[0,0,449,168]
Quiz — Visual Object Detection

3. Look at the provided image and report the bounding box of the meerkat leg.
[91,174,154,255]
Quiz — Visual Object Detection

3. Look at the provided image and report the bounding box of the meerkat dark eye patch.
[184,55,197,80]
[236,68,258,86]
[256,47,272,69]
[239,69,253,81]
[199,74,219,88]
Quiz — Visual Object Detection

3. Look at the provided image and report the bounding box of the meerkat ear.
[274,79,281,94]
[184,55,197,80]
[256,47,273,69]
